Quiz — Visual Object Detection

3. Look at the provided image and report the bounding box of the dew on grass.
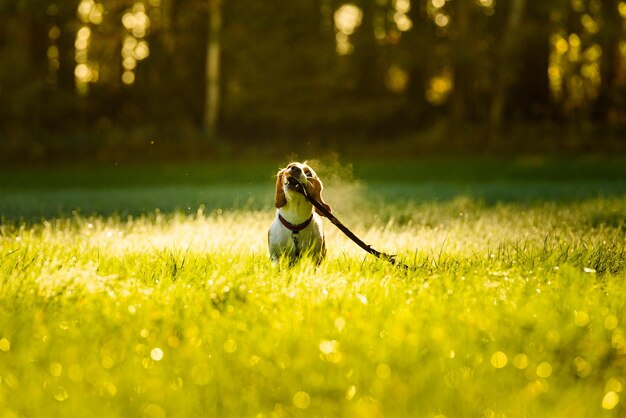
[612,329,626,349]
[105,381,118,396]
[169,377,184,391]
[574,311,590,327]
[431,327,445,342]
[513,354,528,369]
[49,362,63,377]
[143,403,166,418]
[0,338,10,352]
[376,363,391,379]
[151,347,164,361]
[604,314,618,330]
[536,362,552,378]
[346,385,357,400]
[335,317,346,332]
[602,391,619,410]
[53,386,68,401]
[143,358,155,369]
[319,339,340,355]
[546,329,561,347]
[223,339,237,353]
[293,391,311,409]
[490,351,508,369]
[319,339,343,363]
[102,355,115,369]
[167,335,180,348]
[249,355,261,367]
[573,357,592,378]
[68,364,84,382]
[3,194,626,416]
[605,377,624,393]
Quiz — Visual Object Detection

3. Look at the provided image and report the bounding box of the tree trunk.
[404,0,437,125]
[203,0,221,135]
[450,0,472,124]
[489,0,526,128]
[593,0,621,122]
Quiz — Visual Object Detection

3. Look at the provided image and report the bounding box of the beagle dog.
[268,162,331,264]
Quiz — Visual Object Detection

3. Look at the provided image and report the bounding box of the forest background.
[1,0,626,163]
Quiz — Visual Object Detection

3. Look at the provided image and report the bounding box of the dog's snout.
[289,165,302,175]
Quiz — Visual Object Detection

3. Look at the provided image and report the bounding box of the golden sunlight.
[386,66,409,93]
[434,13,450,28]
[394,0,410,14]
[122,71,136,85]
[394,12,413,32]
[426,70,453,105]
[122,3,151,38]
[334,3,362,35]
[620,2,626,18]
[580,14,599,34]
[77,0,104,25]
[431,0,445,9]
[75,24,93,93]
[490,351,508,369]
[74,0,105,93]
[548,24,604,111]
[602,391,619,410]
[334,3,363,55]
[47,26,60,83]
[121,2,151,85]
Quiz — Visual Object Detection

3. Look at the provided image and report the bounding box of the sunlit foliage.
[335,3,363,55]
[121,2,151,85]
[1,0,625,155]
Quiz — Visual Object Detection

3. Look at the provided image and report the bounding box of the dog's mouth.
[286,175,306,191]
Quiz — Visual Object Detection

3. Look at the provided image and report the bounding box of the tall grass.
[1,159,625,417]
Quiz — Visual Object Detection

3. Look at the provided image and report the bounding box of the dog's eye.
[304,168,312,177]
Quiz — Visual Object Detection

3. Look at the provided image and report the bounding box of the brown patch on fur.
[308,176,332,216]
[274,169,288,208]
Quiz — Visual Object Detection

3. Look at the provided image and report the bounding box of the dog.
[268,162,331,264]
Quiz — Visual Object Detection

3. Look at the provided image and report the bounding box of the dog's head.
[274,161,331,215]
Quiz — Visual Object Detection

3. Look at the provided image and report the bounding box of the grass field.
[1,158,626,417]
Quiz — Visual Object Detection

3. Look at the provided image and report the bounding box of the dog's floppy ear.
[308,176,332,216]
[274,169,287,208]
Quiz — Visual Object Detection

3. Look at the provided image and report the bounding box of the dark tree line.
[1,0,625,160]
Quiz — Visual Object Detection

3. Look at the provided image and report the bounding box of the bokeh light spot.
[491,351,508,369]
[513,353,528,369]
[602,391,619,410]
[151,347,164,361]
[0,338,10,352]
[293,391,311,409]
[536,362,553,378]
[53,386,69,402]
[376,363,392,379]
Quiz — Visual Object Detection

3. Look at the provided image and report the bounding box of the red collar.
[279,213,313,232]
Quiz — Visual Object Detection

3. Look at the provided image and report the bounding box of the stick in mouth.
[289,176,411,270]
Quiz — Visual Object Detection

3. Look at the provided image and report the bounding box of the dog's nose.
[289,166,302,175]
